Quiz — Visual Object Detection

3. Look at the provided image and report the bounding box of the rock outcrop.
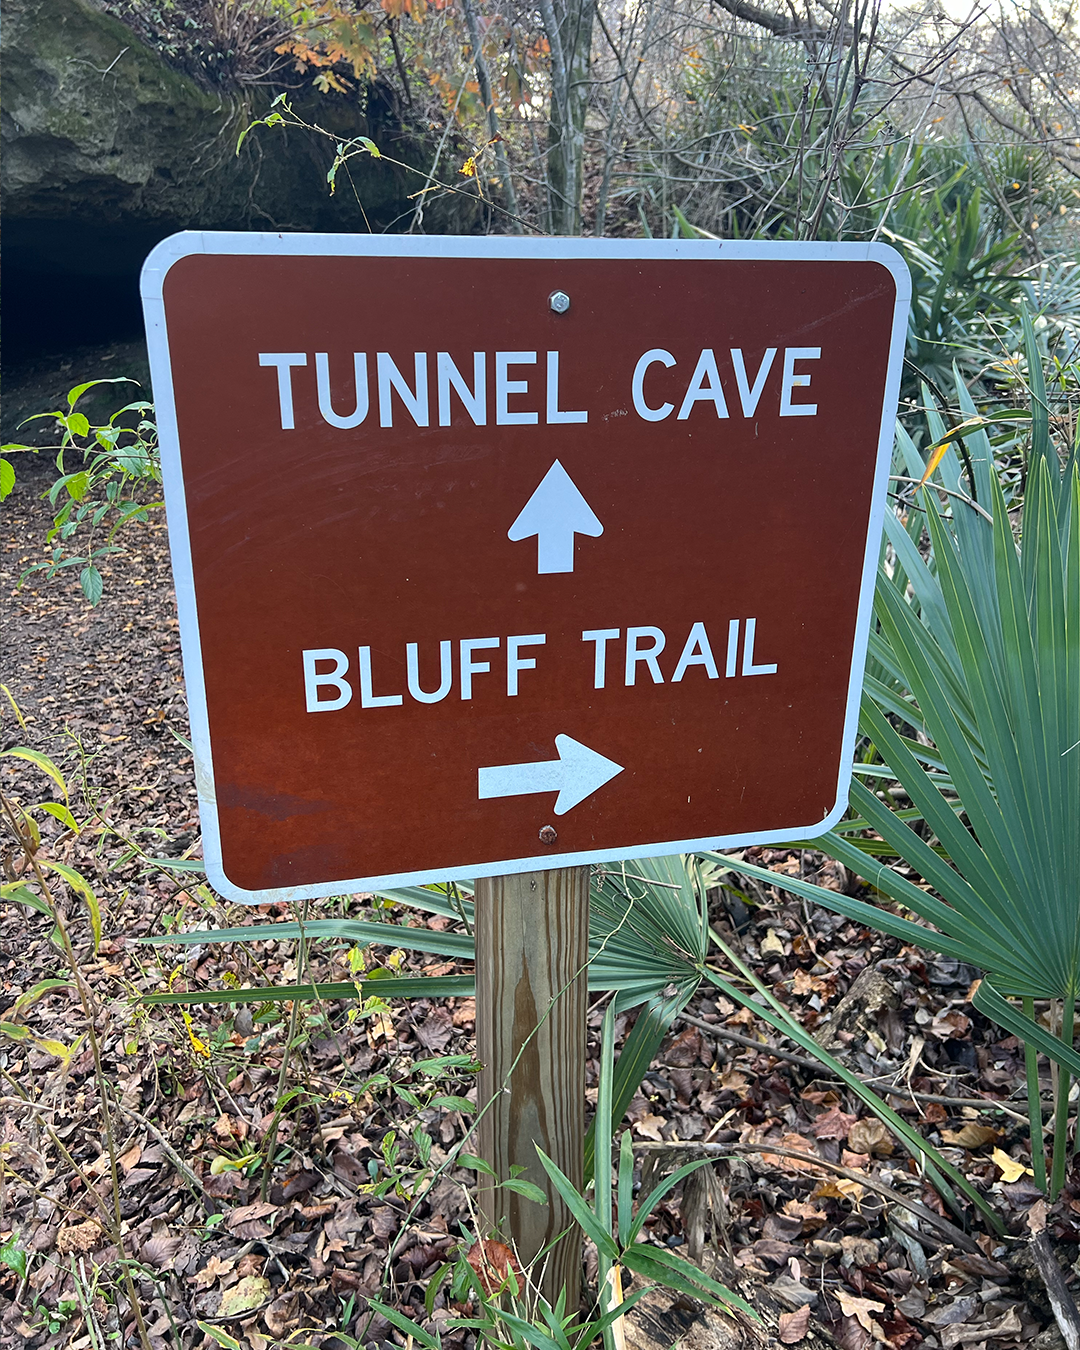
[1,0,479,354]
[2,0,474,230]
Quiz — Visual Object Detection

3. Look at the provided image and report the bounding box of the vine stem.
[260,897,310,1200]
[0,793,153,1350]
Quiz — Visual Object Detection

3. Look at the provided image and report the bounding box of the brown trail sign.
[143,234,909,1303]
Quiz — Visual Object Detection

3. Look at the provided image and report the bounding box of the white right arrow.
[507,460,604,574]
[478,734,624,816]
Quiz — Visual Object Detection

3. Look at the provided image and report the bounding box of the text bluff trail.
[144,241,908,901]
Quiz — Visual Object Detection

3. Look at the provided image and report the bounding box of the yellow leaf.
[992,1148,1031,1183]
[182,1010,211,1058]
[761,928,785,956]
[210,1153,258,1174]
[218,1274,271,1317]
[941,1123,1000,1149]
[916,417,985,488]
[35,1038,76,1062]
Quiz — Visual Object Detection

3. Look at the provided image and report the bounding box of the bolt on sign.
[142,235,910,904]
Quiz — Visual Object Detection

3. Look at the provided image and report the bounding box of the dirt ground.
[3,353,1080,1350]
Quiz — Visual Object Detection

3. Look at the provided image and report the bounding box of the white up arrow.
[507,460,603,574]
[478,734,624,816]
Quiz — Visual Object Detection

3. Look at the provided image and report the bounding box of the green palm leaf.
[720,361,1079,1194]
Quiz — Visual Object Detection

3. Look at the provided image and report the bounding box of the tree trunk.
[539,0,596,234]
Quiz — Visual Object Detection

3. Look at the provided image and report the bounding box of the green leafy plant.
[2,379,160,604]
[0,748,156,1348]
[721,312,1079,1195]
[0,1231,28,1283]
[362,1003,754,1350]
[143,853,1001,1229]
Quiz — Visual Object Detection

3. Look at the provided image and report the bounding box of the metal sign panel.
[141,235,909,903]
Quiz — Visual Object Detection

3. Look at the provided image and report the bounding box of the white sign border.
[141,232,911,905]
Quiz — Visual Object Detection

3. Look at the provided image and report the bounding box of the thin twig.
[114,1102,211,1206]
[890,476,995,523]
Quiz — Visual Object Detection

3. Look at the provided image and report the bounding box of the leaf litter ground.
[3,451,1080,1350]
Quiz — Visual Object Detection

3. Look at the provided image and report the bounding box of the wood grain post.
[475,867,589,1310]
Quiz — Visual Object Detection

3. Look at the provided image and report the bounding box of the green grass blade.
[142,975,474,1005]
[584,982,695,1180]
[140,918,475,960]
[535,1149,620,1260]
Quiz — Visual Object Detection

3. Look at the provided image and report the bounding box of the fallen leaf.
[263,1292,299,1337]
[930,1009,971,1040]
[779,1305,813,1343]
[752,1238,801,1266]
[191,1253,236,1290]
[848,1118,894,1156]
[761,1132,818,1172]
[836,1290,886,1333]
[633,1112,666,1142]
[452,998,476,1026]
[370,1206,398,1241]
[56,1219,104,1255]
[415,1007,453,1052]
[792,968,814,996]
[782,1198,827,1232]
[940,1309,1023,1348]
[763,1212,805,1242]
[218,1274,271,1317]
[881,1314,922,1350]
[241,1322,271,1350]
[367,1011,395,1044]
[941,1124,1000,1149]
[813,1105,857,1140]
[299,1201,337,1220]
[226,1200,279,1240]
[466,1239,522,1296]
[140,1234,183,1268]
[282,1170,319,1200]
[991,1148,1031,1183]
[840,1235,880,1268]
[761,928,786,956]
[118,1144,142,1174]
[839,1319,874,1350]
[1002,1178,1045,1207]
[773,1274,818,1308]
[801,1087,840,1106]
[666,1027,706,1066]
[813,1178,865,1203]
[332,1145,366,1187]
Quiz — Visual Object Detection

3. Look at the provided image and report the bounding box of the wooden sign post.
[143,232,909,1309]
[476,867,589,1306]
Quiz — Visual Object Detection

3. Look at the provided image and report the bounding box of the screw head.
[549,291,571,314]
[539,825,558,845]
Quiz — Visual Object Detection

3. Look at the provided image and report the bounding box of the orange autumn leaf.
[466,1239,522,1296]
